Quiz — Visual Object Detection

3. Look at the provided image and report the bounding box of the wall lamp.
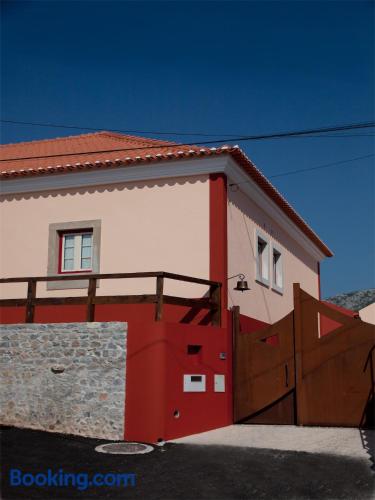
[228,273,250,292]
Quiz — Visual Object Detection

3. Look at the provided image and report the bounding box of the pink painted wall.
[0,176,210,299]
[359,302,375,325]
[227,187,320,323]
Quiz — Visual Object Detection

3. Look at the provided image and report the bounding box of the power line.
[1,121,374,162]
[229,153,374,187]
[1,119,240,138]
[1,118,373,141]
[0,120,372,141]
[1,118,374,140]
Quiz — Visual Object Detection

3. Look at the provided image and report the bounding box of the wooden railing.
[0,272,222,326]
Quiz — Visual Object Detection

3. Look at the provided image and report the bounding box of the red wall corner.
[209,173,228,327]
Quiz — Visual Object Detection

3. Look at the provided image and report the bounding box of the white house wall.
[228,186,320,323]
[0,175,210,299]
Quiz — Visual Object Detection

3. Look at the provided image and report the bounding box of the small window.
[59,231,93,273]
[272,245,283,293]
[47,220,101,290]
[256,230,270,286]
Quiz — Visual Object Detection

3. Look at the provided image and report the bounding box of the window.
[47,220,101,290]
[255,230,270,286]
[60,231,93,273]
[272,245,283,293]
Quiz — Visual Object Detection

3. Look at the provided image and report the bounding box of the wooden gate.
[233,308,296,424]
[233,284,375,427]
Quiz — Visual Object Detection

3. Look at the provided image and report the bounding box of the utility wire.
[1,121,374,162]
[0,118,248,138]
[1,118,375,139]
[229,153,374,187]
[1,119,373,141]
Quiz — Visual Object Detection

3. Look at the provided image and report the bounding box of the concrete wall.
[0,175,210,299]
[0,322,127,440]
[228,188,320,323]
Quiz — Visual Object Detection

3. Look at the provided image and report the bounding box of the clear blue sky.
[1,1,374,298]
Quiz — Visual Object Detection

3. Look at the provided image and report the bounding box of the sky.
[1,0,374,298]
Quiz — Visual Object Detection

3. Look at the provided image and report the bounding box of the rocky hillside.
[325,289,375,311]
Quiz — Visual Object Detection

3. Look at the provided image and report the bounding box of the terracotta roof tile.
[0,131,333,257]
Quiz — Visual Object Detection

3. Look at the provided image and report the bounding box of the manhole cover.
[95,442,154,455]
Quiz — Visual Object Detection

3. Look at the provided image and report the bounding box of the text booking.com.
[9,468,136,491]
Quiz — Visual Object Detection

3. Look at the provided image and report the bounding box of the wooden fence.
[0,271,222,326]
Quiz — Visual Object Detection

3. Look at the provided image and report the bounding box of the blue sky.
[1,0,374,298]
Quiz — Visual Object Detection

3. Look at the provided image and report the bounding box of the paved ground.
[1,425,374,499]
[172,424,374,459]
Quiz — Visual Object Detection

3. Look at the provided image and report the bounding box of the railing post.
[155,275,164,321]
[87,278,97,322]
[210,284,222,327]
[25,279,37,323]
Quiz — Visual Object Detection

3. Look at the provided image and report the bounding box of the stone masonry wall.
[0,322,127,440]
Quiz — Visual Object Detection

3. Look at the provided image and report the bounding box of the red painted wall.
[239,312,270,334]
[319,301,358,337]
[125,320,232,443]
[0,303,212,325]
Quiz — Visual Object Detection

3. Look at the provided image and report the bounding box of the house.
[0,132,338,443]
[359,302,375,324]
[0,132,332,324]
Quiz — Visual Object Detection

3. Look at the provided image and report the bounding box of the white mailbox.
[214,374,225,392]
[183,374,206,392]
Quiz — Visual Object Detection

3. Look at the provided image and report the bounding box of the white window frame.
[255,229,270,287]
[271,243,284,294]
[61,232,93,273]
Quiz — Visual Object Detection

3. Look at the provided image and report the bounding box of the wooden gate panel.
[233,286,374,428]
[294,284,375,427]
[233,309,295,423]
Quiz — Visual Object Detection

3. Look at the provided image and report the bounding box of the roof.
[0,131,333,257]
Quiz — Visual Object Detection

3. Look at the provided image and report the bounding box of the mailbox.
[183,374,206,392]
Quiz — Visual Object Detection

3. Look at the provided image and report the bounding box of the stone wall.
[0,322,127,440]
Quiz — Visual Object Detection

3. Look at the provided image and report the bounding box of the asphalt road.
[1,426,374,499]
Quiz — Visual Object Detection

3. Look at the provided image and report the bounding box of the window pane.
[64,235,75,248]
[81,246,92,259]
[64,247,74,260]
[81,258,92,269]
[262,249,269,280]
[273,250,283,289]
[81,234,92,269]
[63,259,74,270]
[82,234,93,247]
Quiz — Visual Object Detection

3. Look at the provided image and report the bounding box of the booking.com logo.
[9,469,136,491]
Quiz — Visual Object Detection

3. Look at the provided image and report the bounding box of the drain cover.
[95,442,154,455]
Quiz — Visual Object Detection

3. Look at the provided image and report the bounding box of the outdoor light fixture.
[228,273,250,292]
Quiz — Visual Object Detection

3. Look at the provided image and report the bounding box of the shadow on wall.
[227,209,273,323]
[0,175,207,202]
[228,186,318,274]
